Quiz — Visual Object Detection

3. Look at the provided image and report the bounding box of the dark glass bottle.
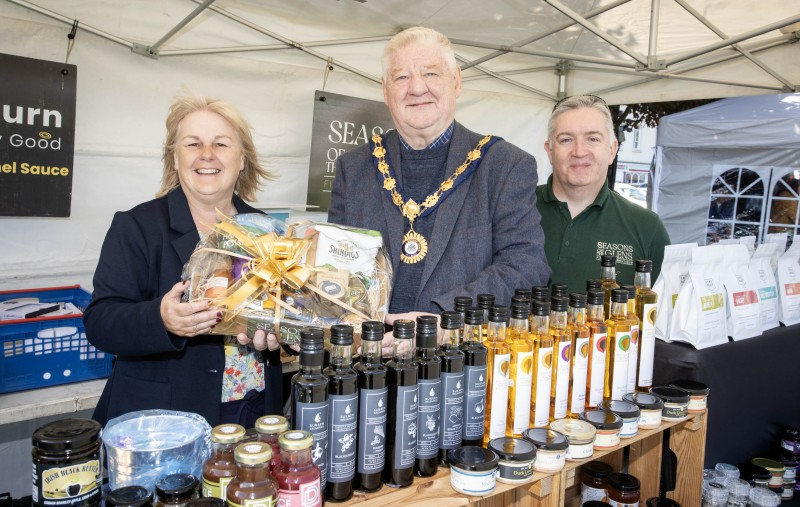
[460,306,488,446]
[274,430,322,507]
[354,321,388,493]
[383,319,418,488]
[323,324,358,501]
[291,327,329,492]
[414,315,441,477]
[437,311,465,466]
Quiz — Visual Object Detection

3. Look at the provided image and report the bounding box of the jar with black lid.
[105,486,153,507]
[584,502,613,507]
[487,437,536,484]
[581,460,613,503]
[186,499,224,507]
[645,498,681,507]
[607,472,641,506]
[32,418,103,507]
[154,474,198,507]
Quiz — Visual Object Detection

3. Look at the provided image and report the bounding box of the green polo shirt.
[536,175,671,293]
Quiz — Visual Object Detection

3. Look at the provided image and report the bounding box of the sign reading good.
[0,53,77,217]
[306,90,394,213]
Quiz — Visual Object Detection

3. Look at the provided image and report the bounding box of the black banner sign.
[0,53,77,217]
[306,90,394,213]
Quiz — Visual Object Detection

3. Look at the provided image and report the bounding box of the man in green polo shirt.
[536,95,670,292]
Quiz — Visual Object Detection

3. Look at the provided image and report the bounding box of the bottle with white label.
[384,319,418,488]
[354,321,388,492]
[323,324,358,501]
[483,305,510,445]
[530,300,553,427]
[622,285,640,396]
[460,307,488,447]
[586,290,608,408]
[567,292,590,418]
[550,296,571,421]
[291,327,330,493]
[437,311,465,466]
[634,259,658,392]
[413,315,441,477]
[507,299,533,437]
[604,289,632,401]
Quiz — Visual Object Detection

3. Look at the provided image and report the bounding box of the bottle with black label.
[437,311,465,466]
[414,315,441,477]
[323,324,358,501]
[291,327,329,493]
[354,321,388,492]
[460,306,488,447]
[383,319,418,488]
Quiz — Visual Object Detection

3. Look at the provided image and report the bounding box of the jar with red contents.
[226,442,278,507]
[607,472,641,506]
[273,430,322,507]
[202,424,245,500]
[255,415,288,475]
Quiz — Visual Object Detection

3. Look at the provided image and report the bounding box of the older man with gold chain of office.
[328,26,549,349]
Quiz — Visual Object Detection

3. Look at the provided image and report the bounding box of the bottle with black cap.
[531,286,549,302]
[551,284,569,299]
[476,293,495,337]
[514,288,534,301]
[353,321,388,492]
[437,311,465,466]
[586,290,609,409]
[621,284,640,395]
[531,299,553,428]
[605,288,632,401]
[291,327,330,492]
[600,254,620,319]
[384,319,418,488]
[453,296,472,319]
[549,295,571,421]
[567,292,590,418]
[586,279,602,293]
[323,324,358,501]
[508,299,533,437]
[414,315,441,477]
[483,304,510,445]
[460,306,488,447]
[634,259,658,392]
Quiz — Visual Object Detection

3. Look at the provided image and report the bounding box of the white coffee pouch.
[721,244,761,340]
[776,236,800,326]
[764,232,789,272]
[653,243,696,342]
[749,242,781,331]
[669,245,728,349]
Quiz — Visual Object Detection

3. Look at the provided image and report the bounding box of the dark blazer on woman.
[84,187,283,427]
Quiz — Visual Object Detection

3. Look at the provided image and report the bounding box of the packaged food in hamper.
[181,212,392,347]
[652,242,696,342]
[721,244,761,340]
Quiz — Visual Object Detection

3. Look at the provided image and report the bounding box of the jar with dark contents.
[202,424,245,500]
[186,499,224,507]
[273,430,322,507]
[32,418,103,507]
[226,442,278,507]
[254,415,289,475]
[105,486,153,507]
[154,474,198,507]
[581,460,613,503]
[606,472,641,506]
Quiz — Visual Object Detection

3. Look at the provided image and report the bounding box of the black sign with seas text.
[1,53,77,217]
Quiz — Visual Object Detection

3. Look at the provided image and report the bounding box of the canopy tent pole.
[451,38,637,69]
[159,36,391,56]
[647,0,662,69]
[149,0,215,53]
[453,55,556,100]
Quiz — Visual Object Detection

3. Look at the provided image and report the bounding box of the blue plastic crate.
[0,285,113,394]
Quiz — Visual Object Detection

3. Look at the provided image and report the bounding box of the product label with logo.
[553,341,571,420]
[393,385,419,469]
[588,331,607,407]
[416,378,441,459]
[296,400,329,488]
[569,337,589,415]
[533,345,553,427]
[202,476,234,500]
[581,484,608,503]
[357,386,388,474]
[462,365,487,440]
[328,392,358,483]
[607,499,639,507]
[512,350,533,434]
[611,332,631,401]
[33,459,101,507]
[488,352,510,439]
[229,496,277,507]
[637,303,656,388]
[439,371,465,449]
[626,323,639,394]
[278,481,321,507]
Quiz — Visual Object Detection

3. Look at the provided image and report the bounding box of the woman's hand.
[160,281,222,337]
[235,329,282,352]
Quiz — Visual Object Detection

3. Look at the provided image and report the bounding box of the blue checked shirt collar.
[399,121,455,151]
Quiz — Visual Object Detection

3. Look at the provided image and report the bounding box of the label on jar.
[488,352,510,439]
[497,460,534,483]
[278,481,321,507]
[533,345,553,427]
[781,438,800,454]
[532,449,565,473]
[552,341,571,420]
[463,365,487,440]
[620,417,639,438]
[328,392,358,483]
[637,302,656,388]
[450,467,496,495]
[33,459,101,507]
[638,408,662,429]
[566,441,594,460]
[393,385,419,469]
[416,378,441,459]
[594,429,621,449]
[228,495,277,507]
[295,400,329,488]
[607,499,639,507]
[662,402,689,420]
[581,483,608,503]
[588,331,607,407]
[357,386,388,474]
[202,476,234,500]
[687,395,707,412]
[569,336,589,416]
[439,371,465,449]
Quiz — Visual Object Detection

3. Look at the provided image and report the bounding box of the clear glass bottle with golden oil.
[507,300,534,437]
[621,285,640,396]
[530,300,553,427]
[634,260,658,392]
[477,293,495,339]
[483,305,510,445]
[549,296,571,421]
[600,255,620,319]
[567,292,590,418]
[604,289,632,401]
[585,290,608,409]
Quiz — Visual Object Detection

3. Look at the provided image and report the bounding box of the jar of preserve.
[669,379,710,414]
[227,442,278,507]
[649,386,690,422]
[579,409,623,450]
[521,428,568,473]
[273,430,322,507]
[550,418,596,461]
[622,392,663,430]
[254,415,289,475]
[202,423,246,499]
[607,472,641,506]
[599,400,640,439]
[105,486,153,507]
[154,474,198,507]
[581,460,613,503]
[186,499,224,507]
[487,437,536,484]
